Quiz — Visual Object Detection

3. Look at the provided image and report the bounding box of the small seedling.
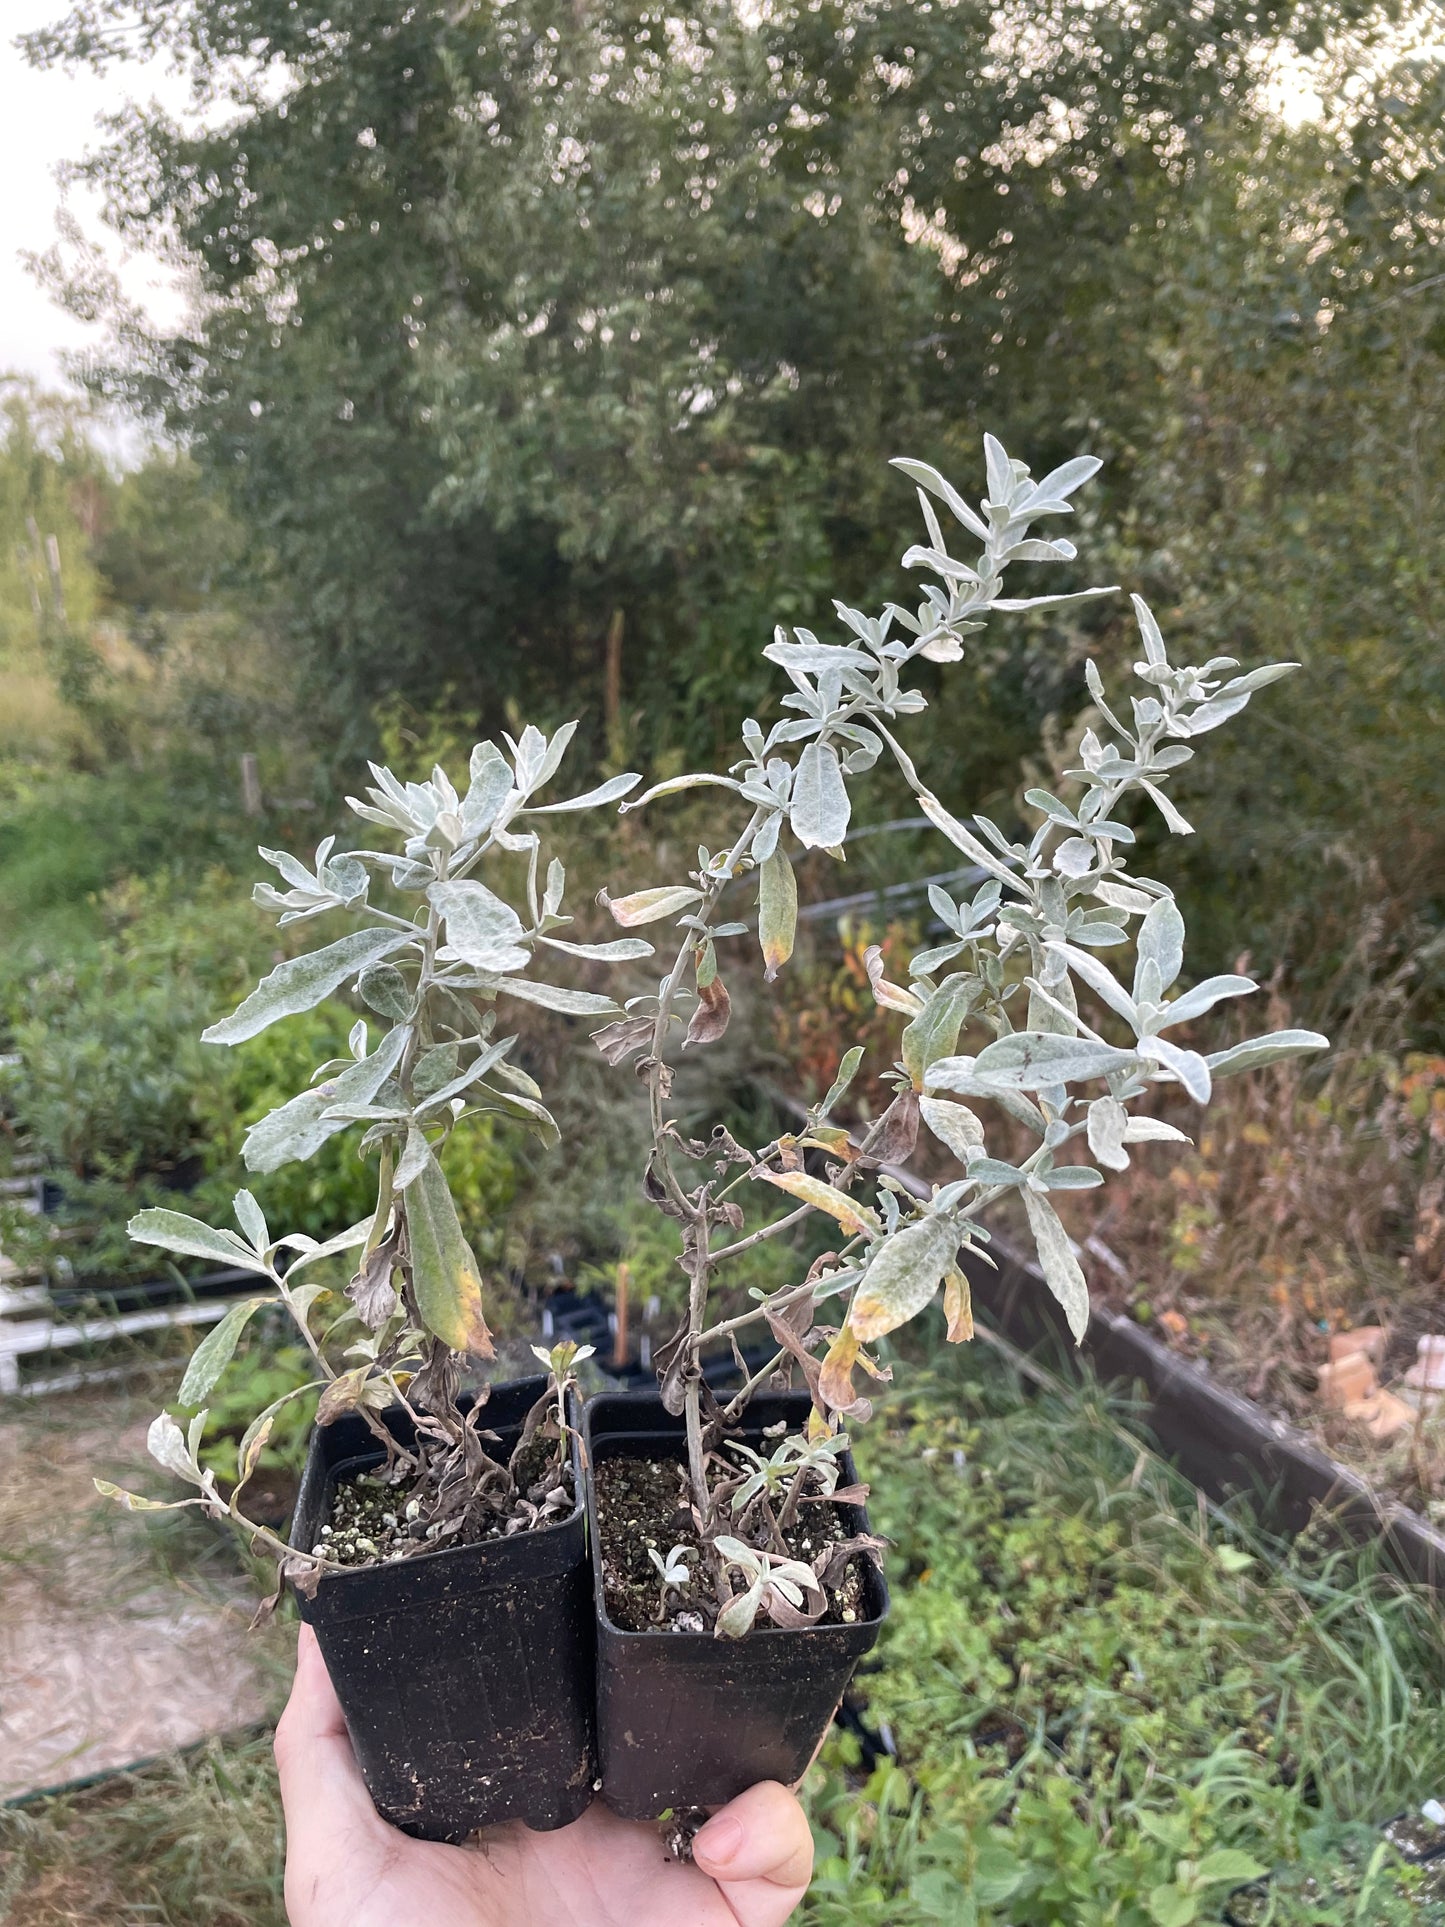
[647,1543,695,1622]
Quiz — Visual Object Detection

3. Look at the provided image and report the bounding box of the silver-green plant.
[98,729,646,1577]
[597,434,1328,1636]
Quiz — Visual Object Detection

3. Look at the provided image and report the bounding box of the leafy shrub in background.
[0,868,523,1288]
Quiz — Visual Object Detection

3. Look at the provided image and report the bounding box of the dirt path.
[0,1387,288,1802]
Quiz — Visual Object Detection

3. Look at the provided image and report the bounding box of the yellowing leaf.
[316,1367,369,1426]
[406,1154,495,1358]
[943,1269,974,1344]
[758,848,798,981]
[864,943,923,1015]
[754,1168,881,1238]
[600,884,702,927]
[818,1328,861,1412]
[849,1213,959,1342]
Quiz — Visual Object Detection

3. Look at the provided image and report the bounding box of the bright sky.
[0,1,191,405]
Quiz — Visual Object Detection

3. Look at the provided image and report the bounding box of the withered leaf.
[872,1088,921,1164]
[592,1015,655,1066]
[346,1234,400,1330]
[316,1367,369,1426]
[813,1531,889,1592]
[683,975,732,1048]
[943,1268,975,1343]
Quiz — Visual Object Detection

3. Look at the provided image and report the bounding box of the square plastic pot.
[583,1390,889,1819]
[289,1375,595,1841]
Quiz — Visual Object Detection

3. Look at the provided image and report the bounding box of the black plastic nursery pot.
[288,1374,595,1841]
[583,1390,890,1820]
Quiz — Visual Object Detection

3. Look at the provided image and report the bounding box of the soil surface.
[318,1429,574,1566]
[593,1445,867,1632]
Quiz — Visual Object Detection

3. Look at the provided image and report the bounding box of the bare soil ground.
[0,1383,289,1803]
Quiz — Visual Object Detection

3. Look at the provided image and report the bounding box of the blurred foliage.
[191,1338,316,1482]
[800,1336,1445,1925]
[0,871,520,1287]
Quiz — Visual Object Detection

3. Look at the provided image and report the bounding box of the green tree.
[26,0,1400,766]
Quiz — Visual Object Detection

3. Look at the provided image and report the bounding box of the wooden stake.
[604,607,624,750]
[613,1260,630,1367]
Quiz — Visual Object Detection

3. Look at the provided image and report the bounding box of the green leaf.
[1123,1116,1193,1146]
[1021,1187,1090,1342]
[232,1190,268,1253]
[849,1213,960,1343]
[915,790,1022,888]
[461,740,515,833]
[790,740,851,849]
[1137,1033,1212,1103]
[966,1157,1028,1187]
[203,927,414,1046]
[242,1026,409,1173]
[1192,1850,1268,1887]
[758,847,798,980]
[1158,974,1256,1028]
[819,1045,864,1119]
[275,1216,374,1273]
[357,962,413,1019]
[178,1297,270,1406]
[1140,779,1194,836]
[1146,1882,1199,1927]
[1132,593,1169,668]
[890,456,991,542]
[919,1095,985,1163]
[128,1209,270,1274]
[1206,1029,1329,1077]
[620,771,743,812]
[539,935,655,962]
[524,771,641,812]
[925,1058,1049,1135]
[1087,1095,1130,1171]
[971,1840,1027,1905]
[488,977,620,1016]
[474,1083,561,1148]
[974,1031,1137,1089]
[394,1122,432,1191]
[430,880,531,972]
[902,975,978,1085]
[405,1154,494,1357]
[1134,896,1186,998]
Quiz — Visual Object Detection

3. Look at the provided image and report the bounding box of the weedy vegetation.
[9,1343,1443,1924]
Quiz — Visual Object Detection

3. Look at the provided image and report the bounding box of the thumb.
[692,1782,815,1927]
[274,1624,384,1864]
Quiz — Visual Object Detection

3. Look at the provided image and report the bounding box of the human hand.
[275,1624,814,1927]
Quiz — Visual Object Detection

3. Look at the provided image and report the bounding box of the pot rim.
[294,1376,586,1589]
[582,1392,890,1644]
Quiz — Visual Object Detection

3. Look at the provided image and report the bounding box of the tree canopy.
[21,0,1445,1015]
